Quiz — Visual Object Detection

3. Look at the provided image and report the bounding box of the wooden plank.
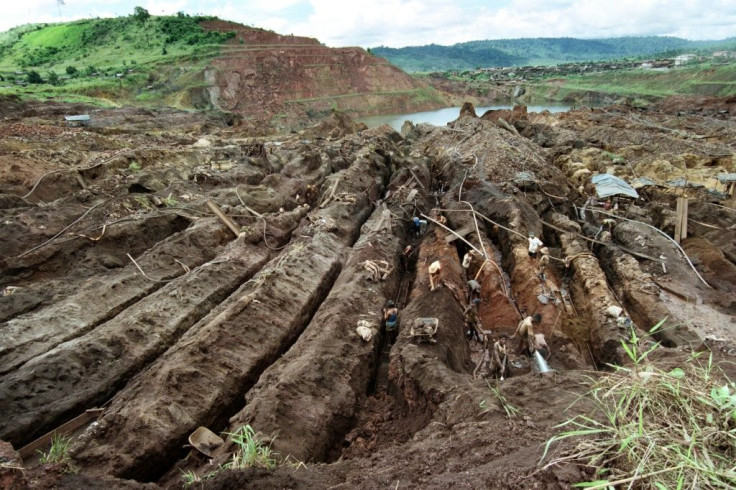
[19,408,104,459]
[403,188,419,205]
[444,225,474,243]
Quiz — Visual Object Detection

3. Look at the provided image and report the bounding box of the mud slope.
[202,20,446,129]
[1,98,735,489]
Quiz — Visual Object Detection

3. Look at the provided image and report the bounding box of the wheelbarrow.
[410,317,438,344]
[188,426,224,458]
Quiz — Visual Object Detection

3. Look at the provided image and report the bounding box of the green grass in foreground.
[542,320,736,489]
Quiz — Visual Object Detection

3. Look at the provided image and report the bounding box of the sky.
[2,0,735,48]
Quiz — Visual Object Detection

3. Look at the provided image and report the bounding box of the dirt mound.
[0,94,24,118]
[654,95,736,117]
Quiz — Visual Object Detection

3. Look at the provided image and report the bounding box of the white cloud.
[0,0,733,46]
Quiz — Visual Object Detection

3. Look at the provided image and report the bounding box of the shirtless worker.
[537,247,550,281]
[474,334,508,380]
[534,332,550,361]
[491,334,508,380]
[511,313,542,356]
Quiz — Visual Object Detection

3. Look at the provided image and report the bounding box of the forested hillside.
[373,36,736,72]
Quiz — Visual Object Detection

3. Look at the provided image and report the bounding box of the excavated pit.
[1,99,735,489]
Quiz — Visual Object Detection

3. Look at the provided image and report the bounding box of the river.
[359,103,576,131]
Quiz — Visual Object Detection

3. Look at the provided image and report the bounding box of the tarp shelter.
[591,173,639,199]
[716,173,736,184]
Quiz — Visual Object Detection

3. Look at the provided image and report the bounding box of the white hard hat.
[428,261,441,274]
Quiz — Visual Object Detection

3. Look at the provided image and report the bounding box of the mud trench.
[61,142,394,482]
[3,102,735,489]
[320,158,606,467]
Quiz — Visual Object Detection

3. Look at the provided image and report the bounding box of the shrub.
[26,70,43,84]
[66,65,78,76]
[47,71,61,86]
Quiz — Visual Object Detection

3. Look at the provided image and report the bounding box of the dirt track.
[0,97,735,488]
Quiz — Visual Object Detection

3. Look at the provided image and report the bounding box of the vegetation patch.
[223,425,278,470]
[542,323,736,489]
[37,433,71,465]
[0,9,235,108]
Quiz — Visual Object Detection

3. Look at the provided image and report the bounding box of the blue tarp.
[716,173,736,183]
[591,173,639,199]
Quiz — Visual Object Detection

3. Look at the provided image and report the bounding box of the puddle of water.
[359,103,581,131]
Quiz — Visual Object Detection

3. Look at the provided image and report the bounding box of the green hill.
[372,37,736,72]
[0,12,235,106]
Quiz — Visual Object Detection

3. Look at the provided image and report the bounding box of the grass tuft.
[541,323,736,489]
[37,433,71,464]
[222,425,278,470]
[482,380,521,419]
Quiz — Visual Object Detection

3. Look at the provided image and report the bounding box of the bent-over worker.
[512,313,542,356]
[412,217,427,238]
[534,332,550,361]
[383,300,399,345]
[428,260,442,292]
[467,279,481,302]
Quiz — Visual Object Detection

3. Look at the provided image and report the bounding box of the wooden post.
[674,197,688,243]
[681,197,688,241]
[206,200,243,238]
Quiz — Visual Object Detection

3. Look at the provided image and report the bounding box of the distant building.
[712,51,731,58]
[674,54,697,66]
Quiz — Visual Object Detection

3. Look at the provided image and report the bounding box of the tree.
[26,70,43,84]
[133,6,151,47]
[133,6,150,24]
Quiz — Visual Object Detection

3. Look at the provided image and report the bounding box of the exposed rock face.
[200,21,447,130]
